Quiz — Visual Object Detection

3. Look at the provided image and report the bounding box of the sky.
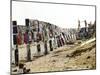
[12,1,95,28]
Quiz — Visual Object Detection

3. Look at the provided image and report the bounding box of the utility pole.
[84,20,88,32]
[13,21,19,66]
[77,20,81,40]
[78,20,80,32]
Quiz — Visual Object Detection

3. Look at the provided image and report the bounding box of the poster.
[11,0,96,74]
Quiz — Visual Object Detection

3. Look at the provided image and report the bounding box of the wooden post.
[43,25,48,55]
[13,21,19,66]
[78,20,80,32]
[49,40,53,51]
[57,36,60,47]
[37,43,41,53]
[84,20,89,38]
[25,19,31,61]
[77,20,81,39]
[44,41,48,55]
[62,32,67,45]
[27,43,31,61]
[84,20,88,32]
